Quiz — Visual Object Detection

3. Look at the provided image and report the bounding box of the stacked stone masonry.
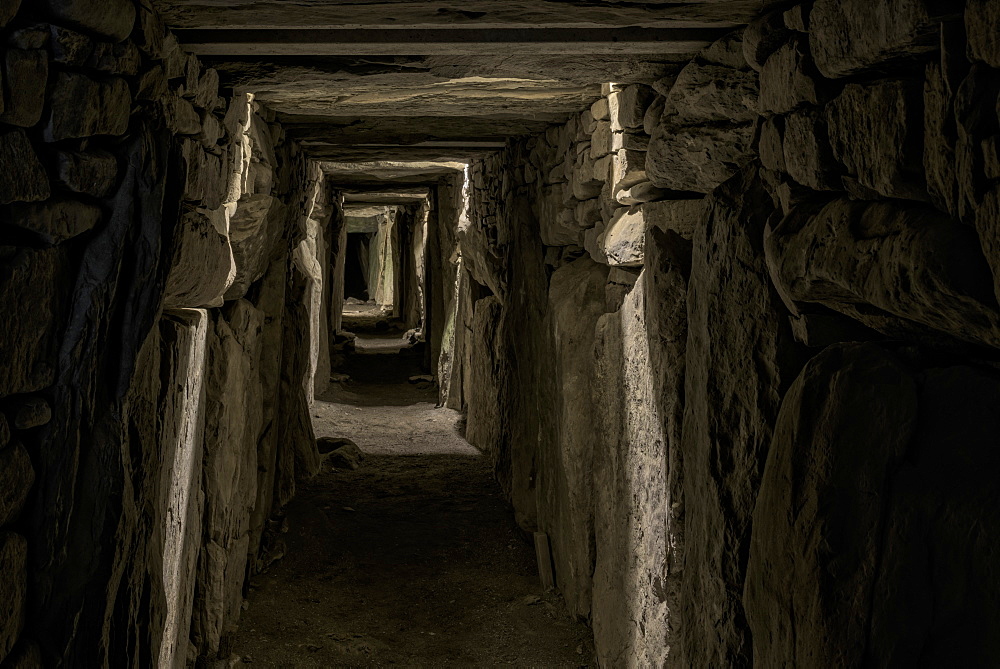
[446,1,1000,666]
[0,1,342,665]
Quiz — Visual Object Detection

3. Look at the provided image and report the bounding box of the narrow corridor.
[233,332,594,667]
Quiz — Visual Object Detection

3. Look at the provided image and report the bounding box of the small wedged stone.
[44,72,131,141]
[647,122,755,193]
[43,0,136,42]
[0,444,34,526]
[163,95,202,136]
[699,29,749,70]
[0,129,50,204]
[643,95,665,136]
[758,36,819,114]
[759,115,786,173]
[591,97,610,121]
[601,207,646,267]
[0,49,48,128]
[642,198,705,240]
[765,198,1000,348]
[11,396,51,429]
[56,150,118,197]
[826,79,926,200]
[810,0,958,79]
[782,109,841,191]
[662,61,758,125]
[615,182,670,206]
[0,532,27,664]
[612,149,647,192]
[7,198,103,245]
[967,0,1000,67]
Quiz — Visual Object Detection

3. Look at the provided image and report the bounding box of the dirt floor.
[232,327,596,667]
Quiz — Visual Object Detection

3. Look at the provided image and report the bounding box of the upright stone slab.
[537,258,607,619]
[593,274,668,668]
[678,165,802,668]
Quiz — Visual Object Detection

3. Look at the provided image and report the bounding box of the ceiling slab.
[153,1,762,30]
[179,27,730,56]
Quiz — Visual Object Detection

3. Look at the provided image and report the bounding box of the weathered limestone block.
[224,195,285,301]
[810,0,958,78]
[662,62,758,125]
[591,96,610,121]
[647,123,755,193]
[593,272,668,668]
[746,343,918,668]
[55,150,118,198]
[601,207,645,267]
[700,29,749,70]
[88,40,141,76]
[0,443,34,526]
[609,84,655,130]
[193,301,263,658]
[0,246,70,395]
[678,166,801,668]
[642,198,706,240]
[181,140,229,210]
[590,121,613,159]
[0,532,27,664]
[0,50,47,127]
[11,397,51,429]
[742,10,790,71]
[967,0,1000,67]
[759,36,819,114]
[643,95,665,136]
[44,72,131,141]
[783,4,809,32]
[611,132,649,153]
[163,95,202,136]
[0,129,50,204]
[572,153,603,200]
[612,149,647,192]
[766,198,1000,348]
[782,110,841,190]
[537,258,608,619]
[163,208,236,309]
[49,25,94,66]
[826,79,926,200]
[43,0,136,41]
[7,199,103,245]
[759,115,785,173]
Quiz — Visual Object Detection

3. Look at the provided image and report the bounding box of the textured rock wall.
[447,0,1000,664]
[0,1,340,665]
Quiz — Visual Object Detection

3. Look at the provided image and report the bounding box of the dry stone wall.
[447,1,1000,665]
[0,1,340,665]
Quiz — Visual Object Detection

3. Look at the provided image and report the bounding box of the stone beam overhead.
[306,145,496,162]
[153,0,761,29]
[177,27,732,56]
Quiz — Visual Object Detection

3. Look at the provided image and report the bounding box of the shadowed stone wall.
[0,1,340,665]
[446,1,1000,665]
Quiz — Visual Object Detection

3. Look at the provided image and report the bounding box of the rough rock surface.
[224,194,284,300]
[536,258,607,619]
[7,199,103,245]
[647,123,755,193]
[0,444,34,527]
[746,343,918,668]
[809,0,958,79]
[43,0,137,41]
[766,198,1000,348]
[0,129,51,204]
[44,72,131,141]
[0,533,28,664]
[826,79,926,201]
[662,62,758,125]
[678,165,802,668]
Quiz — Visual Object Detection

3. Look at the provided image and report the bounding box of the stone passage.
[3,0,1000,666]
